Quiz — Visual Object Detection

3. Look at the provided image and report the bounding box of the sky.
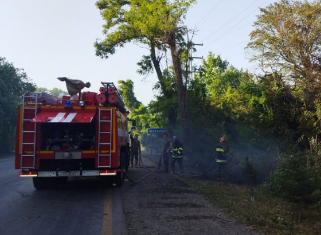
[0,0,277,105]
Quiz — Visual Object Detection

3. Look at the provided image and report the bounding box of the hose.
[123,155,217,185]
[123,154,164,184]
[187,160,216,177]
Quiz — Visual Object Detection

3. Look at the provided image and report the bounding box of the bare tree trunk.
[150,40,176,133]
[168,34,190,146]
[150,42,163,81]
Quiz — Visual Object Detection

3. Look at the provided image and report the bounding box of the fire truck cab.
[15,82,129,189]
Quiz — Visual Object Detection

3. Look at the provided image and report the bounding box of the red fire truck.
[15,82,129,189]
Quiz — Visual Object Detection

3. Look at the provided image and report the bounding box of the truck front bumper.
[20,169,117,177]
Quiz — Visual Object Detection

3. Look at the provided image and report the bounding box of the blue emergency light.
[64,100,72,108]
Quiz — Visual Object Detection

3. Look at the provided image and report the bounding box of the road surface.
[0,155,126,235]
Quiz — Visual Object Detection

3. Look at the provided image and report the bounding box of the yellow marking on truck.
[82,150,96,154]
[102,189,113,235]
[38,151,54,154]
[18,105,23,154]
[85,106,97,110]
[24,151,34,154]
[112,108,117,151]
[41,106,64,109]
[73,106,97,110]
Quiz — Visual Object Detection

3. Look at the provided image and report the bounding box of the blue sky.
[0,0,277,105]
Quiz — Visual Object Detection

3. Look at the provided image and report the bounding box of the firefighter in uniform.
[215,136,228,181]
[170,136,184,175]
[130,134,141,167]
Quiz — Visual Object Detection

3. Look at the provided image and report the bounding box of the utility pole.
[187,29,203,82]
[190,43,203,78]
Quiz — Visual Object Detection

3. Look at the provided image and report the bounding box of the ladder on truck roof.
[20,94,38,169]
[98,108,113,168]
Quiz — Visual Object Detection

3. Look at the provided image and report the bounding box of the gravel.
[119,156,262,235]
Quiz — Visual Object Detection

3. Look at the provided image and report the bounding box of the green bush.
[264,152,321,204]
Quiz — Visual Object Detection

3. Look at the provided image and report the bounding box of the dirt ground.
[119,155,262,235]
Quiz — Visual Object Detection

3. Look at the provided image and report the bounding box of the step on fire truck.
[15,82,130,189]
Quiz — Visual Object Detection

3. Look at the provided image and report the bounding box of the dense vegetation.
[113,0,321,210]
[0,57,36,155]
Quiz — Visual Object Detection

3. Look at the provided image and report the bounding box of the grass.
[185,178,321,235]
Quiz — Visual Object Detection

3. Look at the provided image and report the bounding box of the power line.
[201,0,262,42]
[201,0,271,53]
[216,40,248,54]
[194,0,224,27]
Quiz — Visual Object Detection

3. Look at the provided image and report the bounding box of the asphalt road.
[0,156,127,235]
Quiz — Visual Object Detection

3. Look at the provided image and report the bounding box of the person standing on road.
[161,133,172,172]
[170,136,184,175]
[130,134,141,167]
[215,136,229,181]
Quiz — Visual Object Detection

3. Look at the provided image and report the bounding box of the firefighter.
[130,134,141,167]
[161,133,172,172]
[215,136,229,181]
[170,136,184,175]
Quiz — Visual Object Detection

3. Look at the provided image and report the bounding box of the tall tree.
[118,79,142,111]
[117,79,149,133]
[247,0,321,109]
[95,0,195,143]
[0,57,35,154]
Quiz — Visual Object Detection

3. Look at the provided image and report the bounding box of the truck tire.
[56,177,68,184]
[113,171,123,187]
[113,151,126,187]
[33,177,46,190]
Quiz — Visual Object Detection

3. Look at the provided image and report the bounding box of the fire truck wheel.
[56,177,68,184]
[33,177,46,190]
[114,171,123,187]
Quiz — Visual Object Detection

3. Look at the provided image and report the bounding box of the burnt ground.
[119,155,262,235]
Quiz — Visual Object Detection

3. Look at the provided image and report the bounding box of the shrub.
[264,151,321,204]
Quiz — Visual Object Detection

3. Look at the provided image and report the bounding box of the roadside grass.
[185,178,321,235]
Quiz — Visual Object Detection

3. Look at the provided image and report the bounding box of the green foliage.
[95,0,196,143]
[0,57,35,154]
[117,79,142,111]
[117,79,159,135]
[247,0,321,108]
[95,0,195,58]
[150,69,178,134]
[264,151,321,204]
[35,87,67,97]
[137,55,153,76]
[35,87,49,93]
[49,88,68,97]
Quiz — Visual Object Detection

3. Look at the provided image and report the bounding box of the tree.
[49,88,68,97]
[95,0,195,144]
[117,80,142,111]
[149,69,178,134]
[36,87,68,97]
[117,79,149,132]
[117,79,162,152]
[35,87,49,93]
[0,57,35,154]
[247,0,321,109]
